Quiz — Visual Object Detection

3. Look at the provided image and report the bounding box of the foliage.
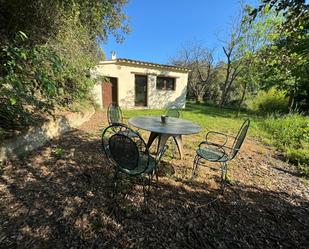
[250,0,308,34]
[0,32,63,131]
[0,0,129,44]
[247,0,309,112]
[0,0,129,138]
[259,113,309,174]
[246,88,289,113]
[52,146,65,159]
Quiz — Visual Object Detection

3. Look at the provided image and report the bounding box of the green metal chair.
[192,119,250,188]
[102,124,167,199]
[165,108,180,119]
[107,103,123,125]
[107,103,139,137]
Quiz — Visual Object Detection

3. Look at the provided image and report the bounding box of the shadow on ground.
[0,128,308,249]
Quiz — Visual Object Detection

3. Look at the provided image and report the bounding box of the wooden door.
[102,77,118,108]
[135,75,147,106]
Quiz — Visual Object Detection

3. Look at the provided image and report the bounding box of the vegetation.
[0,0,129,139]
[171,1,308,113]
[260,114,309,174]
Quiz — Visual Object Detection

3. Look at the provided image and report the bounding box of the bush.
[0,0,129,139]
[259,114,309,176]
[247,88,289,114]
[0,30,96,136]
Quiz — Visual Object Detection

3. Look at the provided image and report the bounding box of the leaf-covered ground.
[0,111,308,248]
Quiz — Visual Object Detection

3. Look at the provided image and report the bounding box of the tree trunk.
[288,92,295,113]
[195,94,203,104]
[236,81,247,118]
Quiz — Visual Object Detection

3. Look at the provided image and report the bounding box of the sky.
[100,0,259,64]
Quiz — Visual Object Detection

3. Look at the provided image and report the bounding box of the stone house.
[91,56,189,109]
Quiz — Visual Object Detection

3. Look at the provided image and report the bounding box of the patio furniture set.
[102,103,250,198]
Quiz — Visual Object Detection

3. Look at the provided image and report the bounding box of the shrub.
[0,0,129,139]
[259,114,309,176]
[0,31,96,136]
[247,88,289,114]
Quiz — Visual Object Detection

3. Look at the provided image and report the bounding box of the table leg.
[173,135,183,159]
[147,132,158,148]
[157,134,170,155]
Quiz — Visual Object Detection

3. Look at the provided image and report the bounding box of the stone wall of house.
[92,61,188,109]
[0,107,95,162]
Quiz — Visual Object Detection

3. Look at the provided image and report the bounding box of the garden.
[0,104,308,248]
[0,0,308,248]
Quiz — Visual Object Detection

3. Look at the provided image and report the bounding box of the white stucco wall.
[92,61,189,109]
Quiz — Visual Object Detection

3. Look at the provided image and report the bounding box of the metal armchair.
[107,103,139,137]
[192,119,250,188]
[165,108,180,119]
[102,124,167,199]
[107,103,123,125]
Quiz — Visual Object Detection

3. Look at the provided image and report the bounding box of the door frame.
[134,74,148,107]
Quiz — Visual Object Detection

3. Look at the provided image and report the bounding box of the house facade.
[91,58,189,109]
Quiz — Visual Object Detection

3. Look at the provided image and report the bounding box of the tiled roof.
[114,58,190,72]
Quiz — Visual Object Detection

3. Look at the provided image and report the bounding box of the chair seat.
[120,153,156,176]
[196,148,229,162]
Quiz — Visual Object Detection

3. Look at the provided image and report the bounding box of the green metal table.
[129,116,201,159]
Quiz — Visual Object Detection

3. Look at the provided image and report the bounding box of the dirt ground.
[0,111,308,249]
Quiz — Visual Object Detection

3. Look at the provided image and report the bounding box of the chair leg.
[154,166,159,183]
[192,155,201,178]
[112,169,119,194]
[220,162,228,192]
[142,174,152,204]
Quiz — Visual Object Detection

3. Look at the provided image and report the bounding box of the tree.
[171,42,215,103]
[247,0,309,112]
[234,5,284,116]
[219,11,245,107]
[0,0,130,136]
[250,0,308,33]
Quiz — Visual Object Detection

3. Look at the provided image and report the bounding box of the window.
[156,76,176,90]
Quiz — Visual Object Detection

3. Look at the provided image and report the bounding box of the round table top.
[128,116,202,135]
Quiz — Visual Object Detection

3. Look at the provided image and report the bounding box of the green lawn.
[122,102,309,177]
[123,102,264,143]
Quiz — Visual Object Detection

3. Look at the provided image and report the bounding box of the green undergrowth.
[258,114,309,177]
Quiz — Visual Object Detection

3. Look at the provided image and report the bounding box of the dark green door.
[135,75,147,106]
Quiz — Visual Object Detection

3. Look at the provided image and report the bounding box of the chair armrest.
[205,131,229,147]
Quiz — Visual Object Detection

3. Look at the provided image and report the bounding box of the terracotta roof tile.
[115,58,190,72]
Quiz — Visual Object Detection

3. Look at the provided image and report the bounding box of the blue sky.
[100,0,259,63]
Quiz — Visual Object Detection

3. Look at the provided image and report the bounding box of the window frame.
[156,76,176,91]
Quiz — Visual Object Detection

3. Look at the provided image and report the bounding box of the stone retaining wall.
[0,108,95,162]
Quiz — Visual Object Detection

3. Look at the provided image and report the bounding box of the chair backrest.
[166,108,180,118]
[230,119,250,159]
[107,103,123,125]
[102,124,150,175]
